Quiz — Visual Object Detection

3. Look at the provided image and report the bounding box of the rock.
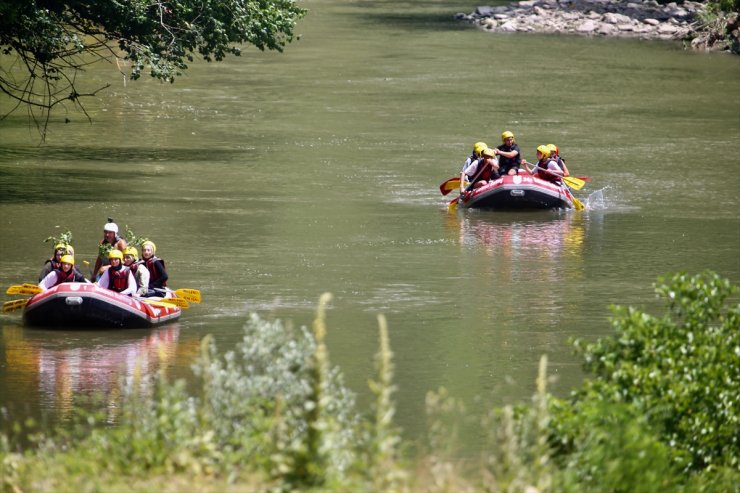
[482,18,497,28]
[604,13,632,24]
[599,23,617,35]
[500,20,519,32]
[458,0,725,52]
[576,20,598,33]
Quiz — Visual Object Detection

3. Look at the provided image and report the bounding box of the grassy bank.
[2,273,738,492]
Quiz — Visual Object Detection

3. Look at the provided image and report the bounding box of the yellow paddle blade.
[563,176,586,190]
[439,177,461,195]
[6,285,42,295]
[3,298,29,313]
[174,288,201,303]
[139,298,183,309]
[572,196,586,210]
[165,297,190,309]
[144,297,190,309]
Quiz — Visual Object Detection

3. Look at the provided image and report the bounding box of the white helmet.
[103,221,118,233]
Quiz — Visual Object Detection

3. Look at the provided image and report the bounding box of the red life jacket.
[144,256,167,287]
[53,267,83,286]
[535,159,562,184]
[108,266,131,292]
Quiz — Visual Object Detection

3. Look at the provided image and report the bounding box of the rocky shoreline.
[455,0,739,52]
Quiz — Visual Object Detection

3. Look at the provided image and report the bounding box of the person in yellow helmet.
[460,147,500,194]
[97,249,136,296]
[547,144,570,177]
[459,141,489,177]
[523,145,564,184]
[459,142,491,193]
[492,131,522,176]
[38,254,87,292]
[123,246,149,297]
[38,243,71,282]
[141,240,169,296]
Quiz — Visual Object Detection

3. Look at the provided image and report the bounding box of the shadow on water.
[337,0,473,31]
[0,146,252,164]
[0,146,260,204]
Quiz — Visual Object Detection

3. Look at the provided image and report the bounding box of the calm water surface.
[1,0,739,443]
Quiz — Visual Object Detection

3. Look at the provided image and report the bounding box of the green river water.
[1,0,739,443]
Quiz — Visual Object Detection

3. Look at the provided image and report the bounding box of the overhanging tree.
[0,0,306,138]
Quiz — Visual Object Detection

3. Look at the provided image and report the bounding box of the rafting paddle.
[562,175,586,190]
[439,177,461,195]
[2,299,29,313]
[139,297,189,309]
[6,284,42,296]
[173,288,201,303]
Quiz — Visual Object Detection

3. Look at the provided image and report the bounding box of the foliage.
[550,272,740,476]
[0,0,306,138]
[693,1,740,54]
[43,229,74,250]
[707,0,740,13]
[124,225,149,249]
[1,274,739,493]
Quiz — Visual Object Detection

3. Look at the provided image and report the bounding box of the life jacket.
[53,267,85,286]
[553,156,568,175]
[144,256,167,287]
[47,258,62,271]
[496,143,521,172]
[535,159,563,184]
[128,261,145,290]
[108,265,131,292]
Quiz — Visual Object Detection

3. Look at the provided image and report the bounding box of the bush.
[550,272,740,480]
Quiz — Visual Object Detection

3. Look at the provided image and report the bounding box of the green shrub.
[551,272,739,478]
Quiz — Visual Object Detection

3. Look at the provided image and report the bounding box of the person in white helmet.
[92,218,127,279]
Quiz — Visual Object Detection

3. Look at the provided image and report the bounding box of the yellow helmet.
[60,255,75,265]
[473,141,488,157]
[482,147,496,158]
[123,246,139,260]
[108,249,124,260]
[536,145,551,158]
[501,131,514,142]
[54,243,68,253]
[547,144,559,155]
[142,240,157,255]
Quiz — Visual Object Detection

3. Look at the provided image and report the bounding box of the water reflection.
[444,211,588,328]
[1,324,186,424]
[449,212,586,260]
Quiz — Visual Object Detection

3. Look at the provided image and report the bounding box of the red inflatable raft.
[459,174,578,210]
[23,283,181,328]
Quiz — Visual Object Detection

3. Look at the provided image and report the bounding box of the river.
[1,0,739,444]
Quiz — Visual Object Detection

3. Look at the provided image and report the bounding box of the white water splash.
[586,186,609,210]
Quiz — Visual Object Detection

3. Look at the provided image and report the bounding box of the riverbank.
[456,0,739,53]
